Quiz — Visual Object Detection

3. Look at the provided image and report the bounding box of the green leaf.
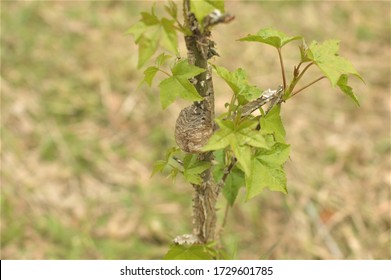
[259,105,286,143]
[299,39,311,62]
[158,77,181,109]
[201,119,234,151]
[168,167,179,180]
[129,6,179,68]
[212,65,262,102]
[212,149,226,182]
[151,160,167,176]
[190,0,225,25]
[128,18,160,68]
[246,163,287,200]
[307,40,363,86]
[240,86,262,103]
[202,119,269,151]
[257,142,290,166]
[137,34,159,69]
[165,0,178,19]
[158,60,205,109]
[159,76,202,108]
[236,119,269,148]
[164,244,215,260]
[183,154,211,185]
[165,146,181,160]
[151,147,181,178]
[172,59,206,78]
[126,21,148,43]
[232,144,251,176]
[142,66,159,86]
[238,28,302,48]
[223,167,245,206]
[213,65,245,94]
[337,74,360,106]
[160,18,179,55]
[176,76,205,99]
[245,143,290,200]
[202,118,269,175]
[156,53,172,68]
[202,126,232,151]
[141,10,159,26]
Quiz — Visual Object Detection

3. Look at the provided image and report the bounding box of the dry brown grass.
[1,0,390,259]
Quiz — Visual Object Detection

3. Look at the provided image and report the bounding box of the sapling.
[128,0,363,260]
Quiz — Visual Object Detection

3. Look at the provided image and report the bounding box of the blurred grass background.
[1,0,390,259]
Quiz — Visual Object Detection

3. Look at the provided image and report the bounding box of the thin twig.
[287,62,314,96]
[216,202,231,251]
[215,157,237,243]
[296,61,303,73]
[297,62,314,81]
[220,157,237,190]
[291,76,326,97]
[277,48,286,89]
[183,0,190,26]
[159,69,171,76]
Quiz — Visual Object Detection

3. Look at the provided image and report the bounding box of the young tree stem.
[183,0,218,244]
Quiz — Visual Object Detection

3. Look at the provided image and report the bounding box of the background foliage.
[1,0,390,259]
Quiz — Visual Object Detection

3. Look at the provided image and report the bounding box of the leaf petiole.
[290,76,326,97]
[295,61,304,73]
[159,68,171,76]
[297,62,314,81]
[227,91,237,119]
[286,62,314,97]
[277,48,287,89]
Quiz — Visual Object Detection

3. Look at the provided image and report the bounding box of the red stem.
[277,48,286,89]
[290,76,326,97]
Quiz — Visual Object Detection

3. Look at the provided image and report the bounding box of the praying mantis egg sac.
[175,102,214,153]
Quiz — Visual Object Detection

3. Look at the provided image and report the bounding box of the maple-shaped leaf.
[156,53,172,68]
[183,154,211,185]
[151,159,167,176]
[212,149,226,182]
[307,40,363,86]
[126,21,148,43]
[202,118,269,175]
[203,119,269,149]
[259,105,286,143]
[165,0,178,19]
[136,33,159,69]
[128,7,179,68]
[245,143,290,200]
[151,147,181,178]
[158,59,205,109]
[160,18,179,55]
[141,66,159,87]
[233,144,252,178]
[337,74,360,106]
[200,119,233,151]
[213,65,262,103]
[140,53,172,87]
[222,167,245,206]
[238,28,302,48]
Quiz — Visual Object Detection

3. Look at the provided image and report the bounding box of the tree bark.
[182,0,218,244]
